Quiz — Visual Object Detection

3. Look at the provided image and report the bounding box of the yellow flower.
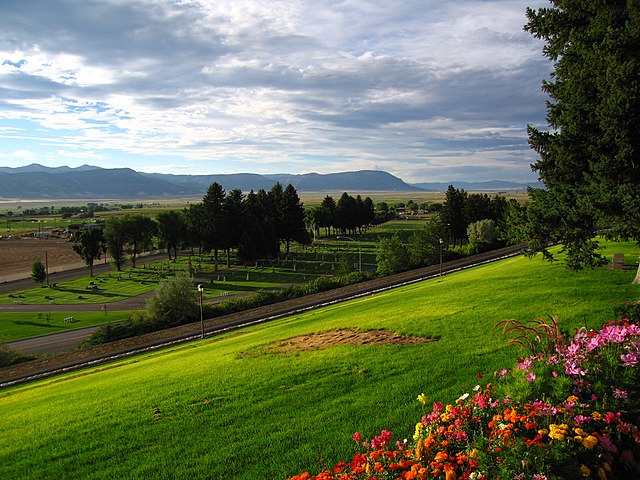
[548,423,569,441]
[413,422,423,440]
[417,393,428,405]
[440,413,453,422]
[580,464,591,477]
[574,428,588,437]
[567,395,579,403]
[583,435,598,449]
[592,411,602,421]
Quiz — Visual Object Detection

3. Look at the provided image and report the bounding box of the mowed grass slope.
[1,242,639,479]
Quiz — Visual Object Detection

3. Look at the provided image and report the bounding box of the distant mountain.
[0,166,197,199]
[0,163,99,174]
[0,165,419,199]
[0,164,542,199]
[411,180,543,191]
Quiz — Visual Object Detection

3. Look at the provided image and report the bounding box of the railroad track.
[0,244,524,388]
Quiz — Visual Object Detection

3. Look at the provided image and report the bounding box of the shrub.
[146,273,199,327]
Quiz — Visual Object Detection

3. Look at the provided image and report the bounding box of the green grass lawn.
[0,241,638,479]
[0,271,161,305]
[0,311,133,341]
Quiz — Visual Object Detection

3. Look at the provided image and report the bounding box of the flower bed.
[289,301,640,480]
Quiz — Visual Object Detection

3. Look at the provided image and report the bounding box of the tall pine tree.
[523,1,640,270]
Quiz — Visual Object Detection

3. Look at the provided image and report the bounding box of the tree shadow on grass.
[12,320,58,328]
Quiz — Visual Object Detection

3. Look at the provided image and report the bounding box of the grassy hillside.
[0,242,638,479]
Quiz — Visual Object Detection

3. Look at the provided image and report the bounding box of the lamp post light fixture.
[337,236,361,273]
[439,238,444,276]
[197,284,204,338]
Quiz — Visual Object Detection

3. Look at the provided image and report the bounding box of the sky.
[0,0,552,184]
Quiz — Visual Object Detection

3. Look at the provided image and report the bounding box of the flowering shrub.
[289,302,640,480]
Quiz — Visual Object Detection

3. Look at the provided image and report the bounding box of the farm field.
[0,237,83,282]
[0,241,638,479]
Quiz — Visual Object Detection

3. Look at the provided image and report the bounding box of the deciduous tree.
[104,217,128,271]
[72,227,104,276]
[155,210,186,261]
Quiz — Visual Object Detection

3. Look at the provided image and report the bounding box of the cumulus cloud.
[0,0,551,182]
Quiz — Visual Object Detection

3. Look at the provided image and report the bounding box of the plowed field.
[0,238,82,282]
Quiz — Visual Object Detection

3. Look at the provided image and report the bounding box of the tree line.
[71,182,313,275]
[305,193,382,238]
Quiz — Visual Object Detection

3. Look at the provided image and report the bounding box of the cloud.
[0,0,551,183]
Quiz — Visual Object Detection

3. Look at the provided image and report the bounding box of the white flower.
[458,392,470,402]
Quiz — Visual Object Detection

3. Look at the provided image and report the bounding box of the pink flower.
[614,389,629,399]
[574,414,590,424]
[621,352,638,367]
[370,430,392,450]
[599,325,628,343]
[517,357,533,371]
[473,393,488,409]
[525,372,537,382]
[352,431,362,443]
[627,324,640,335]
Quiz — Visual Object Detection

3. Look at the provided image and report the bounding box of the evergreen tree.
[376,234,410,276]
[202,182,226,271]
[281,184,309,255]
[523,1,640,269]
[31,258,46,285]
[409,216,444,267]
[223,189,244,267]
[442,185,467,246]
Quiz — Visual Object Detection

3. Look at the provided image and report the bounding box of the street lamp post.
[337,236,361,272]
[439,238,444,276]
[197,284,204,338]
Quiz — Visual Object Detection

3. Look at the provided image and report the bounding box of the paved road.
[10,325,103,354]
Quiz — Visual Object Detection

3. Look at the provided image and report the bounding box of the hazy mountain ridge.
[0,164,538,199]
[411,180,543,191]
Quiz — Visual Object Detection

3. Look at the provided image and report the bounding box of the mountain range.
[0,164,539,199]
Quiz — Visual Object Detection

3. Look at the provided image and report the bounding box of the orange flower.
[435,450,449,461]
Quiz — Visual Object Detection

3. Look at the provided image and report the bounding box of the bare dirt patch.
[0,238,82,282]
[265,328,437,354]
